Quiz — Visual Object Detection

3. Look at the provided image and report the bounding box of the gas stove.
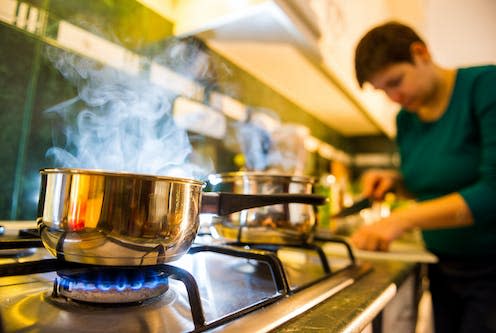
[0,222,371,332]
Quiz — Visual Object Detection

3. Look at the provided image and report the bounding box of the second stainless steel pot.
[206,172,318,245]
[37,168,324,266]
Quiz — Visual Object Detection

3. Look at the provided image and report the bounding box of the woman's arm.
[350,192,473,251]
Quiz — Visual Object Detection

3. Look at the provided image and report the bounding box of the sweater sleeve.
[459,68,496,225]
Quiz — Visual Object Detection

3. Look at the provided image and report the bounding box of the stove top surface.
[0,221,372,333]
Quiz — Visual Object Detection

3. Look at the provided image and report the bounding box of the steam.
[266,124,309,174]
[233,106,309,175]
[234,121,271,170]
[44,48,207,179]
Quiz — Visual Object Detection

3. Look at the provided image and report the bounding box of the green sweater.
[396,65,496,258]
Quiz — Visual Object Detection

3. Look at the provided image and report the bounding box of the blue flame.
[58,268,167,292]
[115,275,128,291]
[130,270,145,290]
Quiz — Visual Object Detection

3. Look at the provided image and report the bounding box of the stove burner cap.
[54,267,169,304]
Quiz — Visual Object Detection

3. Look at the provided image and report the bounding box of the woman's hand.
[361,169,402,200]
[349,216,408,251]
[350,192,474,251]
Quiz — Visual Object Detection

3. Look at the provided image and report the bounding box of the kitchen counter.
[275,259,421,333]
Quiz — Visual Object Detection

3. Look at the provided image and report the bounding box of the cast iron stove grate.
[0,228,368,333]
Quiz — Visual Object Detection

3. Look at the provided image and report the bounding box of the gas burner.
[53,267,169,304]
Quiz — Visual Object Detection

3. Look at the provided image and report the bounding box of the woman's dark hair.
[354,21,425,87]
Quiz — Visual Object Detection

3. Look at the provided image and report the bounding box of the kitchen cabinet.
[377,268,422,333]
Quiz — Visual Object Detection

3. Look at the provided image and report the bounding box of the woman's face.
[368,48,437,111]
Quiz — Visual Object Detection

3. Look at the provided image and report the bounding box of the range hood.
[144,0,392,137]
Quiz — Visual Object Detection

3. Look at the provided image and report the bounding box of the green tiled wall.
[0,1,175,220]
[0,1,356,220]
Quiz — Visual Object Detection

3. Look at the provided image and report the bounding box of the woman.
[351,21,496,333]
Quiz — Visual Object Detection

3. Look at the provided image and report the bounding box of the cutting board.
[323,237,438,263]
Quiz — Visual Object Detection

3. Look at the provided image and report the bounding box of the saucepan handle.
[200,192,326,216]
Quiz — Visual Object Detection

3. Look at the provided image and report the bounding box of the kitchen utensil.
[206,171,319,244]
[37,168,324,266]
[331,197,373,218]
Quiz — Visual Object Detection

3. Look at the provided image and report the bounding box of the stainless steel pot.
[206,172,318,245]
[37,168,324,266]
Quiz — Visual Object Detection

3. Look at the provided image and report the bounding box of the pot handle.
[200,192,326,216]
